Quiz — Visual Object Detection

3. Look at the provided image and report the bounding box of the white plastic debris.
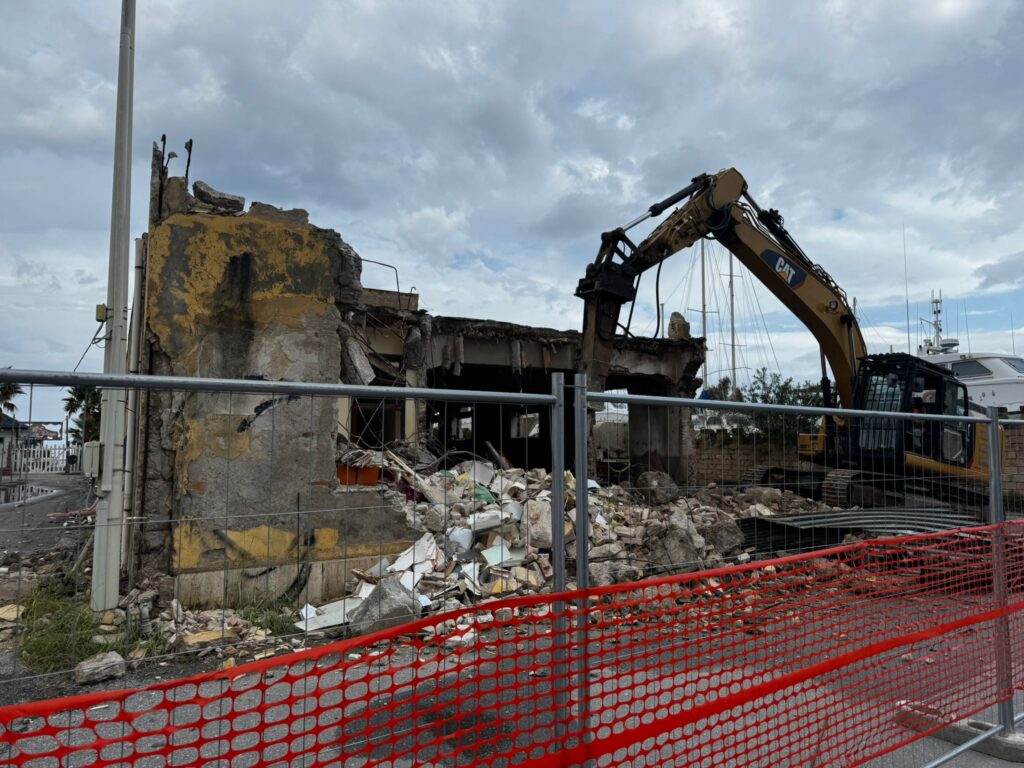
[448,527,474,552]
[482,540,526,568]
[454,460,495,486]
[466,509,504,532]
[295,597,363,632]
[299,604,318,621]
[389,533,443,573]
[502,501,524,522]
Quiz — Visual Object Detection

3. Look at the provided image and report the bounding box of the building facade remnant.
[134,148,705,605]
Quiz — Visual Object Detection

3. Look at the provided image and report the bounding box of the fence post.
[574,373,589,590]
[549,373,570,761]
[572,373,590,750]
[551,373,567,593]
[987,406,1014,736]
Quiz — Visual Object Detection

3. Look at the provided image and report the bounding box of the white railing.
[12,445,81,474]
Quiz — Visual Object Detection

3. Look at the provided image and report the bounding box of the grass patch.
[19,585,103,673]
[18,580,172,673]
[239,602,296,638]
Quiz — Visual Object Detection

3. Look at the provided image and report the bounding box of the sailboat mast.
[701,238,707,389]
[729,253,736,390]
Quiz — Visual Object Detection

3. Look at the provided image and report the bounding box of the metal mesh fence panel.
[1,523,1022,768]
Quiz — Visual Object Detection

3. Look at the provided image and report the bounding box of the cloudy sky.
[2,0,1023,418]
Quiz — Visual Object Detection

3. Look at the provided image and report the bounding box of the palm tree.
[63,385,102,445]
[1,381,24,474]
[0,381,22,418]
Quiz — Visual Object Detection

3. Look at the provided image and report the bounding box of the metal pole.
[121,237,146,587]
[549,373,569,758]
[729,253,736,390]
[573,373,590,747]
[23,385,33,481]
[550,373,566,593]
[987,406,1014,735]
[0,369,557,405]
[574,374,589,590]
[700,239,707,389]
[92,0,135,612]
[920,723,1004,768]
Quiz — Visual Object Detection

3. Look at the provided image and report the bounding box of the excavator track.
[822,469,859,508]
[740,466,770,485]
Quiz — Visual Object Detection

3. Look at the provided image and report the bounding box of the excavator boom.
[577,168,868,407]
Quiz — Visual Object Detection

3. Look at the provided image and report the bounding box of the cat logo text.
[760,250,807,289]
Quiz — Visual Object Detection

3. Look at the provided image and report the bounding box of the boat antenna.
[1012,311,1017,355]
[902,222,911,353]
[963,299,972,353]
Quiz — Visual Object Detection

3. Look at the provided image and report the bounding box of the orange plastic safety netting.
[2,523,1024,768]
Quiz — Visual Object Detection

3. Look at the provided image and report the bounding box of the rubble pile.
[303,456,836,634]
[0,453,839,688]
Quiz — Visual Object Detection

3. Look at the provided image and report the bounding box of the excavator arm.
[576,167,868,408]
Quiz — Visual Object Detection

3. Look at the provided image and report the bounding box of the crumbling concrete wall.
[136,152,418,593]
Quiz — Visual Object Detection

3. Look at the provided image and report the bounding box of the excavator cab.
[840,353,978,477]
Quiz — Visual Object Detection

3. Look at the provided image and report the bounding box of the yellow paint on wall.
[171,520,415,572]
[146,213,337,377]
[223,525,298,563]
[171,520,207,570]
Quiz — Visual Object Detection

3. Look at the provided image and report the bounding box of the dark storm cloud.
[975,250,1024,289]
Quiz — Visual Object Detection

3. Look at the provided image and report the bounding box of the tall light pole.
[92,0,135,612]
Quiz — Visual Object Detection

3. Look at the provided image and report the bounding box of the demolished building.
[349,290,704,473]
[131,147,705,605]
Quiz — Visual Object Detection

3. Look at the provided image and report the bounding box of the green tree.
[63,385,102,445]
[702,376,744,401]
[745,367,824,446]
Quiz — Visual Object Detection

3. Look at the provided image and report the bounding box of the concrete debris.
[0,604,22,622]
[346,577,421,634]
[28,450,841,685]
[651,509,707,572]
[295,597,364,632]
[524,499,553,548]
[181,628,238,646]
[698,514,746,555]
[636,471,681,506]
[292,450,838,641]
[74,651,127,684]
[247,201,309,226]
[191,180,245,212]
[337,447,384,468]
[343,337,375,386]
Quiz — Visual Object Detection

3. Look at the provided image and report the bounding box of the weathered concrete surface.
[636,470,681,506]
[192,180,245,212]
[347,577,420,634]
[143,207,358,558]
[136,170,419,583]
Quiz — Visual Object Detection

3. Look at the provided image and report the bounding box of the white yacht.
[917,292,1024,415]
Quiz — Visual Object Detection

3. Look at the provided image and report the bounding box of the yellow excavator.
[576,168,997,509]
